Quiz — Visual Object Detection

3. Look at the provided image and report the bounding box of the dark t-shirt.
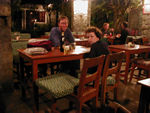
[119,29,129,44]
[84,40,110,74]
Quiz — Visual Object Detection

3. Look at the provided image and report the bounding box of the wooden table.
[73,34,85,38]
[137,78,150,113]
[18,46,90,97]
[126,36,143,44]
[109,44,150,84]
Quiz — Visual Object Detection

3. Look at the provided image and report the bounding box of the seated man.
[101,23,113,45]
[49,16,79,77]
[114,21,129,45]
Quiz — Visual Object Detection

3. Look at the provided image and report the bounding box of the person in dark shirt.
[84,26,110,74]
[115,22,129,44]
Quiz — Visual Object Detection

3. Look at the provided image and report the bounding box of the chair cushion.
[100,76,116,86]
[35,73,79,99]
[106,76,116,86]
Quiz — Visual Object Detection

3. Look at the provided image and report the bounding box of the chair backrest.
[142,37,149,45]
[102,51,125,89]
[77,55,105,100]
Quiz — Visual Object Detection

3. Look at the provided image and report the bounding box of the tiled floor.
[2,64,142,113]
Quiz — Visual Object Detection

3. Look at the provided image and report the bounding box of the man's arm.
[49,28,60,47]
[65,28,75,43]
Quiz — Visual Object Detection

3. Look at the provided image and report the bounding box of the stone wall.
[141,14,150,39]
[128,7,150,40]
[128,9,142,35]
[0,1,12,85]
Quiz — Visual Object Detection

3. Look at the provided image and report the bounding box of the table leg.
[138,85,150,113]
[32,61,39,112]
[124,53,130,84]
[19,56,26,99]
[32,61,38,81]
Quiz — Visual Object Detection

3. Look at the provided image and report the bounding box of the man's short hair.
[103,23,109,27]
[58,16,68,23]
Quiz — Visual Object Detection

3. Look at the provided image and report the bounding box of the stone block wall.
[128,9,142,35]
[129,8,150,40]
[0,1,12,85]
[141,14,150,39]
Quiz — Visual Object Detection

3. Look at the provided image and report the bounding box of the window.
[74,0,88,15]
[143,0,150,14]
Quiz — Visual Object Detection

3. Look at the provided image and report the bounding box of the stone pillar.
[0,1,12,86]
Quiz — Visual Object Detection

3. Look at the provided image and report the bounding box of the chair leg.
[91,97,97,113]
[76,104,82,113]
[33,82,39,111]
[148,71,150,78]
[114,87,118,101]
[51,103,60,113]
[51,98,60,113]
[100,89,106,106]
[129,63,136,83]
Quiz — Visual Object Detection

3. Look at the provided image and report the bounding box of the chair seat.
[106,76,116,86]
[35,73,79,99]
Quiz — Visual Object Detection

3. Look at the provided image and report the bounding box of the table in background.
[109,44,150,84]
[126,36,143,44]
[137,78,150,113]
[73,34,85,38]
[75,38,89,47]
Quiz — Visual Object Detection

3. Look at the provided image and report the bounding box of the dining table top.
[18,45,90,61]
[109,44,150,51]
[138,78,150,87]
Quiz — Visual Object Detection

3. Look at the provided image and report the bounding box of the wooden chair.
[34,55,105,113]
[129,59,150,82]
[100,51,125,106]
[142,37,150,46]
[108,102,131,113]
